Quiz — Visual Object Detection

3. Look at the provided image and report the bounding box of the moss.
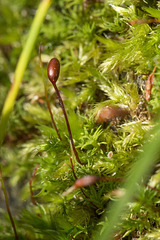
[0,0,160,239]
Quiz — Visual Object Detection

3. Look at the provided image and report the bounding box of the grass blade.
[96,120,160,240]
[0,0,52,145]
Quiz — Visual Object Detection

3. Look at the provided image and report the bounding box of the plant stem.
[0,167,18,240]
[69,157,77,179]
[51,82,82,165]
[70,234,76,240]
[0,0,52,145]
[44,88,62,140]
[39,46,62,140]
[29,164,39,205]
[80,188,98,209]
[100,176,124,182]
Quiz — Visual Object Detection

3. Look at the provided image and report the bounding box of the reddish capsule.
[47,58,60,83]
[96,106,129,123]
[74,175,100,189]
[145,66,157,101]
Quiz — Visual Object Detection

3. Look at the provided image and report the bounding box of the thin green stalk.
[96,120,160,240]
[0,0,52,145]
[0,167,18,240]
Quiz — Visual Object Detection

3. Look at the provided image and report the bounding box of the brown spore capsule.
[74,175,100,189]
[47,58,60,83]
[95,106,129,123]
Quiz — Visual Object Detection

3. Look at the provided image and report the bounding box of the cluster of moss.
[0,0,160,239]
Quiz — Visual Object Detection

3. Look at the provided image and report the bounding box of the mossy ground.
[0,0,160,239]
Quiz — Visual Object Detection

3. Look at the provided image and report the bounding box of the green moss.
[0,0,160,239]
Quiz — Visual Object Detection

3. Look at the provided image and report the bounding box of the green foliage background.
[0,0,160,239]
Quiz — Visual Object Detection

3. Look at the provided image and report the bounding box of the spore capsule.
[47,58,60,83]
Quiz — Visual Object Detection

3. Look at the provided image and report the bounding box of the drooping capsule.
[145,66,157,101]
[95,106,129,123]
[47,58,60,83]
[61,175,100,197]
[74,175,100,189]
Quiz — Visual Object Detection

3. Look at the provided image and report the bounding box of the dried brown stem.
[0,167,18,240]
[29,164,39,205]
